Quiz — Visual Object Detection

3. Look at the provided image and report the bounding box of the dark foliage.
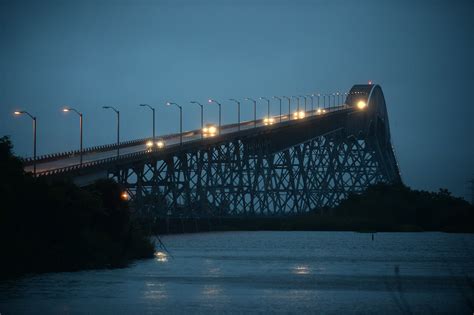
[0,136,154,278]
[150,183,474,233]
[328,183,474,232]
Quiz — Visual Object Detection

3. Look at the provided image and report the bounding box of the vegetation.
[0,136,154,278]
[154,183,474,234]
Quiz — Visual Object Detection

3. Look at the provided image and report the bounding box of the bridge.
[21,84,401,216]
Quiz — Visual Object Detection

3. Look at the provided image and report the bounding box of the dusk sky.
[1,0,473,200]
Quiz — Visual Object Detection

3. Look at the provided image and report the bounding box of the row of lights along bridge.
[13,91,368,175]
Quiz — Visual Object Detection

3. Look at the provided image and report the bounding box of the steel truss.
[111,127,392,217]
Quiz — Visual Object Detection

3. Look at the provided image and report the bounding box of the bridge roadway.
[24,105,350,175]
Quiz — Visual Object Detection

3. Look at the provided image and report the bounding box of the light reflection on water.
[293,265,310,275]
[154,251,168,262]
[0,231,473,314]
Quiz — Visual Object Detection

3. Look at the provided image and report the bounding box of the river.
[1,231,473,314]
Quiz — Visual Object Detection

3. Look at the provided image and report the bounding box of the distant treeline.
[152,184,474,234]
[0,136,154,278]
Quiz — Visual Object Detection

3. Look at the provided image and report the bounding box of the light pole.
[307,95,314,115]
[282,96,291,120]
[190,101,204,138]
[273,96,282,123]
[299,95,307,112]
[292,96,300,112]
[259,97,270,117]
[229,99,241,131]
[208,99,222,135]
[316,93,321,109]
[102,106,120,158]
[245,98,257,128]
[62,107,83,165]
[166,102,183,146]
[13,110,37,176]
[139,104,156,141]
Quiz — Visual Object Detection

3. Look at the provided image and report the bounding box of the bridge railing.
[26,92,369,175]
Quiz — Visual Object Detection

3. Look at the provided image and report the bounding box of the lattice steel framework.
[108,84,401,217]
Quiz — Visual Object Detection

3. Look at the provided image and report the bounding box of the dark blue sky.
[1,0,473,200]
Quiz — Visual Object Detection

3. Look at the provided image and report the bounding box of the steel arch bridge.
[25,84,401,217]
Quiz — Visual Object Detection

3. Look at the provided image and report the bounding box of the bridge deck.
[25,105,351,176]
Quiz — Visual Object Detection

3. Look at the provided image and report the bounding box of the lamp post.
[307,95,314,115]
[259,97,270,117]
[282,96,291,120]
[13,110,37,176]
[292,96,300,112]
[62,107,83,165]
[245,98,257,128]
[139,104,156,141]
[166,102,183,146]
[229,99,241,131]
[102,106,120,158]
[299,95,307,112]
[316,93,321,109]
[273,96,282,123]
[208,99,222,135]
[190,101,204,138]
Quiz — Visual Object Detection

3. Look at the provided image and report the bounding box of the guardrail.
[30,102,357,177]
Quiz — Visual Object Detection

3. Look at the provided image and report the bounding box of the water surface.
[1,231,473,314]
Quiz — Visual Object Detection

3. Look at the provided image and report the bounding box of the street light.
[166,102,183,145]
[245,97,257,128]
[62,107,83,165]
[139,104,156,142]
[229,99,241,131]
[13,110,37,176]
[282,96,291,120]
[273,96,282,123]
[190,101,204,138]
[208,99,222,135]
[259,97,270,118]
[292,96,300,112]
[299,95,307,112]
[307,95,314,115]
[102,106,120,158]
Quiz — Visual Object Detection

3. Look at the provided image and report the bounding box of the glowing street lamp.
[139,104,156,142]
[259,97,270,118]
[190,101,204,138]
[13,110,37,176]
[208,99,222,135]
[292,96,300,112]
[299,95,307,112]
[102,106,120,158]
[62,107,83,165]
[229,99,241,131]
[166,102,183,145]
[273,96,282,123]
[245,97,257,128]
